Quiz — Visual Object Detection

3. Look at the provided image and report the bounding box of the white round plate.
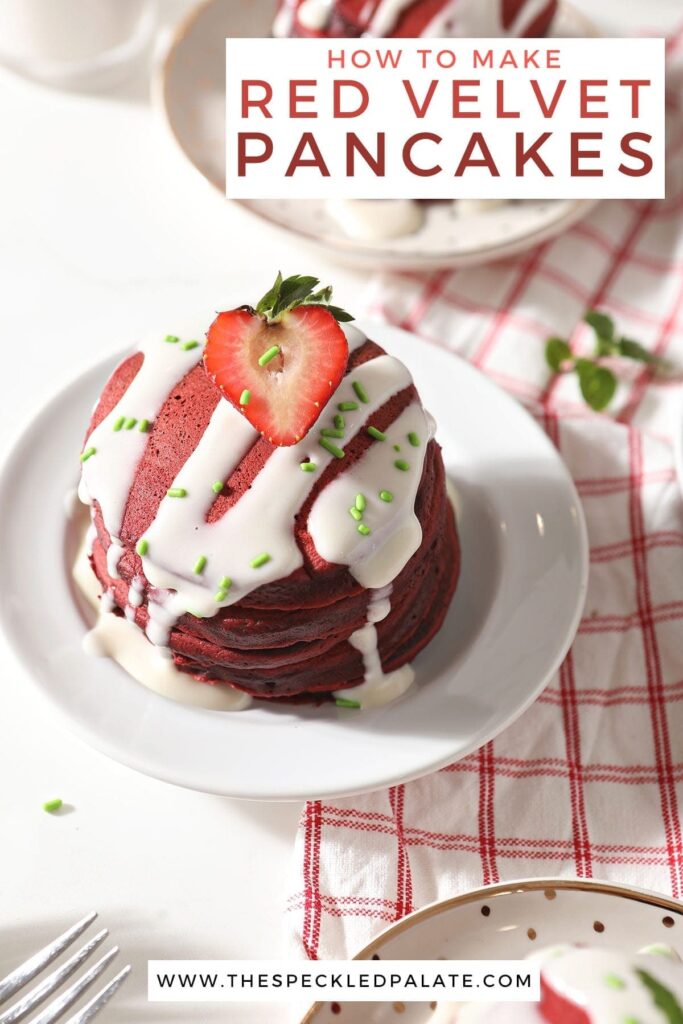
[154,0,598,271]
[301,878,683,1023]
[0,323,587,800]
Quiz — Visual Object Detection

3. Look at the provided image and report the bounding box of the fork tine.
[0,930,109,1024]
[28,948,118,1024]
[0,914,98,1007]
[62,966,131,1024]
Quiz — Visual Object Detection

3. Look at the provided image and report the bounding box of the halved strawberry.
[204,273,352,447]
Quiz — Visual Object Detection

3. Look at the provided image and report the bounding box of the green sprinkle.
[300,461,317,473]
[112,416,125,432]
[408,431,420,447]
[358,523,371,536]
[349,507,362,522]
[321,428,344,438]
[239,389,251,406]
[136,538,149,556]
[167,487,187,498]
[80,447,96,462]
[338,401,359,412]
[219,576,232,590]
[319,438,345,459]
[604,974,625,991]
[43,799,63,814]
[335,698,361,709]
[393,444,401,452]
[623,1018,641,1024]
[214,589,229,603]
[355,493,366,512]
[165,334,179,344]
[334,414,345,430]
[352,380,369,403]
[394,459,410,472]
[380,490,394,503]
[139,418,151,433]
[367,426,386,442]
[258,345,280,366]
[193,555,207,575]
[212,480,224,494]
[250,552,271,569]
[125,417,137,430]
[181,340,200,351]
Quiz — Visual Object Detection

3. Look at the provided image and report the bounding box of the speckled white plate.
[154,0,598,270]
[0,322,587,799]
[300,878,683,1023]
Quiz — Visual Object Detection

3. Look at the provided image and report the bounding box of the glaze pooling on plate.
[73,535,252,711]
[78,322,436,708]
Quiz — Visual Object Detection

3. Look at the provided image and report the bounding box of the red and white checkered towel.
[286,33,683,960]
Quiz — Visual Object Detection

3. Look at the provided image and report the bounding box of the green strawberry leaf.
[545,337,572,372]
[325,304,355,323]
[253,273,354,324]
[576,360,617,411]
[255,271,283,317]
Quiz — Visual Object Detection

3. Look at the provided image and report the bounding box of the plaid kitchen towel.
[286,32,683,960]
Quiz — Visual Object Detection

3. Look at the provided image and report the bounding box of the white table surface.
[0,1,679,1021]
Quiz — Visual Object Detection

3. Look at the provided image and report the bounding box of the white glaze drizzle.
[272,0,298,35]
[297,0,334,30]
[106,539,124,580]
[74,534,251,711]
[138,348,418,619]
[335,585,415,708]
[308,401,431,589]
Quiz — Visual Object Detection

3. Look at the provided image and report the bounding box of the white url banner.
[148,959,540,1003]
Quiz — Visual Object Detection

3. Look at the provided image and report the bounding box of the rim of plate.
[0,323,588,799]
[299,877,683,1022]
[152,0,600,270]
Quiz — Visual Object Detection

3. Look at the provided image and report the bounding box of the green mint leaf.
[618,337,660,365]
[255,270,283,317]
[576,360,617,411]
[596,335,619,357]
[636,969,683,1024]
[545,337,572,372]
[585,309,615,340]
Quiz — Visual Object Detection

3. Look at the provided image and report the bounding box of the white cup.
[0,0,157,88]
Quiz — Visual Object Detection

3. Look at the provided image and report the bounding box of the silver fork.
[0,913,130,1024]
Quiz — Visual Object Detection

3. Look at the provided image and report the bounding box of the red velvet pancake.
[83,335,460,701]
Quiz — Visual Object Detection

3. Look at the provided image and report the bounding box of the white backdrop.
[0,1,679,1022]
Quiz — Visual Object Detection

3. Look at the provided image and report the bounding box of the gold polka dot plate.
[300,878,683,1022]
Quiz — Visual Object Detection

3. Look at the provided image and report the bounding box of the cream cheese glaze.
[73,531,251,711]
[78,322,434,707]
